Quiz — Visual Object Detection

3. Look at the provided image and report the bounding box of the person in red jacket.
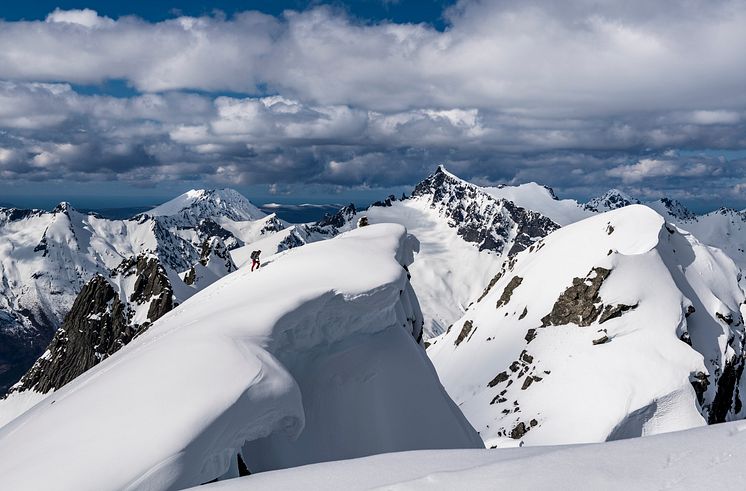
[250,250,261,271]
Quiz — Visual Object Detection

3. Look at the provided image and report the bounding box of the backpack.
[250,250,259,260]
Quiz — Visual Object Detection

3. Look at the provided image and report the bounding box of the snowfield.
[196,418,746,490]
[0,224,481,490]
[429,205,746,447]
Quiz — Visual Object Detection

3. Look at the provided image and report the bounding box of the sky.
[0,0,745,210]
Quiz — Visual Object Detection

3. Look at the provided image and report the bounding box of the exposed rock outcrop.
[7,255,175,396]
[411,166,559,255]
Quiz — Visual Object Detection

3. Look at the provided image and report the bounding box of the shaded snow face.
[429,205,746,448]
[0,224,481,490]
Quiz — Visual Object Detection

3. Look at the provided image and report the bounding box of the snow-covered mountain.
[0,224,481,490]
[146,188,266,222]
[0,189,284,396]
[486,183,746,291]
[429,205,745,447]
[232,167,560,338]
[483,181,592,226]
[583,189,641,213]
[367,167,559,337]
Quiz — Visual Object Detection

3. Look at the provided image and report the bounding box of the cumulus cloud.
[45,8,114,28]
[0,1,745,205]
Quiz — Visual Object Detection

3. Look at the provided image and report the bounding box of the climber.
[357,216,369,228]
[250,250,261,271]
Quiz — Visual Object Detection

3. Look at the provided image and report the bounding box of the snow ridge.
[0,224,481,490]
[429,205,746,448]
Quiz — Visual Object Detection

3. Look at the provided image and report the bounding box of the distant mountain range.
[2,166,746,489]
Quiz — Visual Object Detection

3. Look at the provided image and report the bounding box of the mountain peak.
[411,165,473,199]
[145,188,265,221]
[655,197,696,221]
[584,189,639,212]
[52,201,74,214]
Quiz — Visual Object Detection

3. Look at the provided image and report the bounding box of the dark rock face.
[584,190,639,212]
[196,218,236,245]
[371,195,398,208]
[658,198,697,221]
[690,372,709,407]
[276,204,358,253]
[130,256,173,319]
[198,238,236,273]
[496,276,523,309]
[477,271,503,302]
[708,355,745,424]
[455,320,474,346]
[277,232,306,251]
[411,167,559,255]
[510,422,527,439]
[0,307,57,396]
[8,256,175,396]
[9,276,131,394]
[317,204,356,229]
[260,215,285,235]
[488,371,509,387]
[592,335,610,345]
[599,303,638,324]
[541,267,611,327]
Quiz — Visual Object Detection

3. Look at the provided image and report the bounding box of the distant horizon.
[0,173,740,215]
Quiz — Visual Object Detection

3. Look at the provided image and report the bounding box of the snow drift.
[195,417,746,490]
[428,205,746,447]
[0,224,481,490]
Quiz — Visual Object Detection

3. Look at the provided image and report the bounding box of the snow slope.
[483,182,593,226]
[429,205,746,447]
[492,184,746,291]
[197,418,746,490]
[0,224,481,490]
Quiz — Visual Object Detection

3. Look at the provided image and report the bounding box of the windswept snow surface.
[429,205,746,447]
[197,419,746,490]
[365,202,507,338]
[0,224,481,491]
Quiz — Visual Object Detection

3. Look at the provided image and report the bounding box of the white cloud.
[0,1,739,115]
[687,110,741,125]
[45,8,114,28]
[0,1,744,203]
[606,158,717,183]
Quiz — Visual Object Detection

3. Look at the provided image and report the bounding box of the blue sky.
[0,0,745,211]
[1,1,454,27]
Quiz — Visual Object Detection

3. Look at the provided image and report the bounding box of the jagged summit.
[317,203,356,229]
[410,166,559,255]
[145,188,265,222]
[584,189,640,212]
[52,201,75,214]
[648,197,697,221]
[412,165,473,199]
